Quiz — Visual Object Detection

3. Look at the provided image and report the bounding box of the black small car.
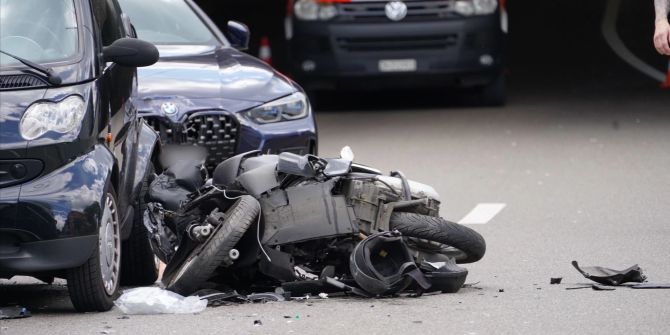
[288,0,506,105]
[0,0,159,311]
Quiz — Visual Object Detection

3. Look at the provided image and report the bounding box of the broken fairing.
[572,261,647,286]
[375,176,441,201]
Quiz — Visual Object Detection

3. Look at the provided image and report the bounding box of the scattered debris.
[565,285,591,290]
[630,283,670,289]
[283,315,292,319]
[318,293,329,299]
[591,284,616,291]
[462,282,482,290]
[498,289,504,293]
[253,320,263,326]
[114,287,207,315]
[117,316,130,320]
[572,261,646,286]
[0,306,31,319]
[550,277,563,285]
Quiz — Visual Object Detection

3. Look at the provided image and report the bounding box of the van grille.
[336,34,458,52]
[336,0,457,22]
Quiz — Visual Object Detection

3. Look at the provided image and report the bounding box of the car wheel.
[120,162,159,285]
[478,72,506,107]
[67,188,121,312]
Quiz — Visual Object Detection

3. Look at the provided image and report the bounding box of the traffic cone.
[662,61,670,88]
[259,36,272,65]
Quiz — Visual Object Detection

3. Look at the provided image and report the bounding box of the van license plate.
[378,59,417,72]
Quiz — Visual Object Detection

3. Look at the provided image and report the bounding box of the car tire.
[120,162,159,286]
[67,188,121,312]
[478,72,506,107]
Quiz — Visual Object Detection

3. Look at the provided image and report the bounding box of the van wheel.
[121,162,159,285]
[67,189,121,312]
[478,72,506,106]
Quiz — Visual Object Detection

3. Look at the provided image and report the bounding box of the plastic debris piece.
[253,320,263,326]
[247,292,286,303]
[0,306,31,319]
[591,284,615,291]
[498,289,504,293]
[572,261,646,286]
[550,277,563,284]
[630,282,670,289]
[318,293,329,299]
[114,287,207,314]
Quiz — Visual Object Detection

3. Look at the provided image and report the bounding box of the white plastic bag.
[114,287,207,315]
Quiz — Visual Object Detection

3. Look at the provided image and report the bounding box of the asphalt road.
[2,82,669,334]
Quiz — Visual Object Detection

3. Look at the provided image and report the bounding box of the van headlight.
[19,95,86,140]
[294,0,337,21]
[245,92,309,124]
[454,0,498,16]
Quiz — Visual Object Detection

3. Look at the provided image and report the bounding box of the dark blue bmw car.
[118,0,318,170]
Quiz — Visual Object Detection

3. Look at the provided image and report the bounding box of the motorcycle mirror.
[340,146,355,161]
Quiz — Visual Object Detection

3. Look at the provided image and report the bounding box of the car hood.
[136,45,295,112]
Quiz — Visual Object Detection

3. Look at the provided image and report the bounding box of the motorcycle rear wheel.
[389,212,486,264]
[164,195,260,296]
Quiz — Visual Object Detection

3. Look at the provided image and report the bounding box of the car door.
[93,0,139,221]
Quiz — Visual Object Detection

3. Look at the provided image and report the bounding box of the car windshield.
[0,0,79,66]
[118,0,221,46]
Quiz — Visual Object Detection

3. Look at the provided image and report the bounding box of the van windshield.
[117,0,221,46]
[0,0,79,66]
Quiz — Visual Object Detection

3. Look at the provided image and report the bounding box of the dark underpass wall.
[196,0,667,91]
[508,0,665,91]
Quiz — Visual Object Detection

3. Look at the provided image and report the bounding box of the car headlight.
[454,0,497,16]
[19,95,86,140]
[294,0,337,21]
[245,92,309,124]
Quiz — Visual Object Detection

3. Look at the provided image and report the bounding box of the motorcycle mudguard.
[212,150,261,187]
[260,179,357,245]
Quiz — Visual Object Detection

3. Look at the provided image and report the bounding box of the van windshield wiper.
[0,49,62,85]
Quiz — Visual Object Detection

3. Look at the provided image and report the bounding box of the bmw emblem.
[161,102,178,115]
[385,1,408,21]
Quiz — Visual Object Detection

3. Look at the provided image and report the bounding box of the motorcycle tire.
[389,212,486,264]
[164,195,260,296]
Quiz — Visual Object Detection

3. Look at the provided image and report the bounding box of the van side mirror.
[103,38,159,67]
[226,21,250,50]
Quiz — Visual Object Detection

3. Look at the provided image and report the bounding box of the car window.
[0,0,79,66]
[117,0,220,46]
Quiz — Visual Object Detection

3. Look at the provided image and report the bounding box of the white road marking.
[458,203,507,225]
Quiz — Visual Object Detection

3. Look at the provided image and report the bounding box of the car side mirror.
[226,21,250,50]
[103,38,159,67]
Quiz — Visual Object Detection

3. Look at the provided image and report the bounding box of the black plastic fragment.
[550,277,563,284]
[571,261,646,286]
[591,284,615,291]
[630,282,670,289]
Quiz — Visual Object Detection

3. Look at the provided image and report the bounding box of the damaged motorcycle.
[144,147,486,297]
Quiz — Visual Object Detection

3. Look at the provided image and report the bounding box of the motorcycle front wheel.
[164,195,260,296]
[389,212,486,264]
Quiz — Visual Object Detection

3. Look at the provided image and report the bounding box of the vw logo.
[385,1,408,21]
[161,102,178,115]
